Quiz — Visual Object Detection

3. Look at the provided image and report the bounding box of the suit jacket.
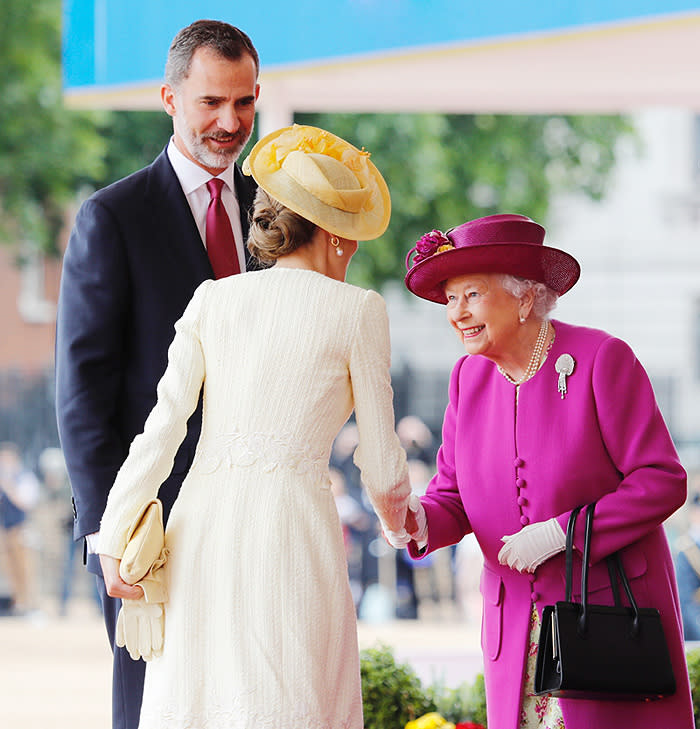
[408,320,693,729]
[55,148,257,569]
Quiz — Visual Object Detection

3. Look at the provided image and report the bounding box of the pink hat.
[404,214,580,304]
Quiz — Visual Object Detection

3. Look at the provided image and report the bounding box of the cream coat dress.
[98,267,410,729]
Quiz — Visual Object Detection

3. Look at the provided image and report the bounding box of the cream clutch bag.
[119,499,165,585]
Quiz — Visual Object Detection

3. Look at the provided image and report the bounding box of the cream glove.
[116,599,164,661]
[116,552,168,661]
[498,517,566,573]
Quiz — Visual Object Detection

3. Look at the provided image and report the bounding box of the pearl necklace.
[497,319,551,386]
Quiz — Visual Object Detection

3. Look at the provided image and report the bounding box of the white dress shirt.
[167,138,247,272]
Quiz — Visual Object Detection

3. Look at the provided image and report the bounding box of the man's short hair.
[165,19,259,88]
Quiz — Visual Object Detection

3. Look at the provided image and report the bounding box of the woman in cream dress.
[97,125,413,729]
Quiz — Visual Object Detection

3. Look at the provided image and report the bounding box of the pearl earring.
[520,316,526,323]
[330,236,343,257]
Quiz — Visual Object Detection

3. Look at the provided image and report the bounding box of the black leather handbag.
[534,502,676,700]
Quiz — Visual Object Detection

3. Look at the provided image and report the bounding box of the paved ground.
[0,599,482,729]
[0,601,111,729]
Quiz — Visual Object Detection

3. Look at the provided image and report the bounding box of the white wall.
[551,109,700,455]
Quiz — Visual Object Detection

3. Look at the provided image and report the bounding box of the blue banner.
[62,0,700,90]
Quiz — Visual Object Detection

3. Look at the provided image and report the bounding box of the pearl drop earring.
[330,236,343,257]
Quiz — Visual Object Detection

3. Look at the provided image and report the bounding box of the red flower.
[405,229,453,269]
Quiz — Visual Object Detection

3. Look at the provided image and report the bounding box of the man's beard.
[185,126,251,169]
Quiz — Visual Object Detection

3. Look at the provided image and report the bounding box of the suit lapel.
[146,149,260,279]
[146,149,215,283]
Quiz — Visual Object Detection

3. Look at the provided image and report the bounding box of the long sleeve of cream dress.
[98,267,410,729]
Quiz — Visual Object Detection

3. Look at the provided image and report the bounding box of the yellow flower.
[258,143,282,172]
[405,712,456,729]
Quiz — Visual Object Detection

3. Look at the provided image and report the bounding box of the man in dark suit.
[55,20,260,729]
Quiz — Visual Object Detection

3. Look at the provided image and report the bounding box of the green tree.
[0,0,635,290]
[92,111,173,188]
[0,0,107,257]
[0,0,179,259]
[296,112,635,290]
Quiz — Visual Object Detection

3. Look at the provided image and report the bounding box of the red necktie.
[206,178,241,278]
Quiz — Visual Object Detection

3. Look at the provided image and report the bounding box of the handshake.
[381,493,428,550]
[378,493,567,575]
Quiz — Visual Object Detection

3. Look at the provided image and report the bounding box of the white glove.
[381,522,413,549]
[380,494,429,550]
[407,493,428,549]
[116,598,164,661]
[498,517,566,573]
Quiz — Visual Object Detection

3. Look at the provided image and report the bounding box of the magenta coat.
[408,320,693,729]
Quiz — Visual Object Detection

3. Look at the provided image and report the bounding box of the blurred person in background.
[0,441,41,617]
[37,447,100,616]
[95,125,411,728]
[398,419,456,620]
[674,489,700,641]
[331,422,382,596]
[330,465,371,608]
[391,214,693,728]
[397,414,436,465]
[55,19,260,729]
[403,457,457,620]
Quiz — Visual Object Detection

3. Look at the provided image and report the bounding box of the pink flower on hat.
[405,229,454,269]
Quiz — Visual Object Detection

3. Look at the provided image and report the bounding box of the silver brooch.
[555,354,575,399]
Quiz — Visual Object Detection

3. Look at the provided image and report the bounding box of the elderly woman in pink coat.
[393,214,693,728]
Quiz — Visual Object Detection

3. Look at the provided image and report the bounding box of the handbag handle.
[564,504,584,602]
[609,552,641,637]
[578,502,596,634]
[578,501,641,637]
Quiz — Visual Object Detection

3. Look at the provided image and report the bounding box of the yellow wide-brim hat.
[242,124,391,241]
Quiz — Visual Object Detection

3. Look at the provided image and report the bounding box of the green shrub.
[427,673,487,727]
[361,644,437,729]
[687,648,700,728]
[362,642,700,729]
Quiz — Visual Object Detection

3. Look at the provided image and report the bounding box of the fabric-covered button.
[531,592,540,602]
[514,457,524,467]
[516,478,526,488]
[520,515,530,526]
[517,495,527,506]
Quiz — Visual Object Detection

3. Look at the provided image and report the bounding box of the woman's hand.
[380,522,412,548]
[99,554,144,599]
[381,494,429,549]
[405,494,428,549]
[498,518,566,573]
[101,553,168,661]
